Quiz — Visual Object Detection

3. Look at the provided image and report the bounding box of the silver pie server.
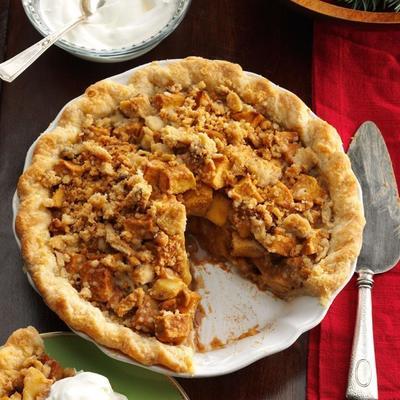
[346,121,400,399]
[0,0,106,83]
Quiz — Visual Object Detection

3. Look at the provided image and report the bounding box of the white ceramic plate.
[12,60,360,377]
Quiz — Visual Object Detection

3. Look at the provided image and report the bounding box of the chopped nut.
[151,142,173,154]
[139,126,155,150]
[303,229,329,257]
[131,264,155,285]
[282,214,313,238]
[105,224,133,256]
[293,147,318,172]
[161,126,217,155]
[226,92,243,112]
[100,162,115,176]
[82,141,112,162]
[56,160,85,176]
[124,175,152,209]
[101,254,130,271]
[145,115,164,131]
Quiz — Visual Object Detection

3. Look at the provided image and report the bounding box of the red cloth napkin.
[308,21,400,399]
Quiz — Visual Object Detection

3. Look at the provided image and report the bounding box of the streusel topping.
[43,81,332,345]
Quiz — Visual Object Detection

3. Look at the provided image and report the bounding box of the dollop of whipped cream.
[45,372,127,400]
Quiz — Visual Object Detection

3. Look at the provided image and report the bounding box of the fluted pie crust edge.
[16,57,365,373]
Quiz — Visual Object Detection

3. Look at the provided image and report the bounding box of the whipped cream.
[40,0,178,50]
[45,372,127,400]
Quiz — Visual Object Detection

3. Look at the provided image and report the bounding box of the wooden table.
[0,1,313,398]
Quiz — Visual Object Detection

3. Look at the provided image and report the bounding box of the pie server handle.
[346,269,378,400]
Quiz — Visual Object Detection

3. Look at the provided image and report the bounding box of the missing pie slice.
[16,57,365,372]
[0,327,74,399]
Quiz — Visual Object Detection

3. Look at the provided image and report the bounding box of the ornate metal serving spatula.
[346,121,400,399]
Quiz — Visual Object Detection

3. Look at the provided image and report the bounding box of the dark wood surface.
[0,1,313,399]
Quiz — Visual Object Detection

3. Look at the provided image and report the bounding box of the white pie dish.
[12,60,361,377]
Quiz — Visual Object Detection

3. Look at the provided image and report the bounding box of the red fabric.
[308,21,400,399]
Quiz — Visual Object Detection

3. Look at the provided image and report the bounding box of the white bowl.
[22,0,192,62]
[12,60,360,377]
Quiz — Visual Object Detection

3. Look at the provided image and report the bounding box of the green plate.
[41,332,189,400]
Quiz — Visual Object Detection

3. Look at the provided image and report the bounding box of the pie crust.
[0,327,74,399]
[16,57,365,373]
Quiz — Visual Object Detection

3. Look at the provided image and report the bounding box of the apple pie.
[0,327,74,399]
[16,57,365,372]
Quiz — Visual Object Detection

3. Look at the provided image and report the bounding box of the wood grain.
[0,0,10,96]
[0,1,313,399]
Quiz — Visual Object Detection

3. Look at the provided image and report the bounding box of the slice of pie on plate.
[16,57,365,373]
[0,327,74,399]
[0,327,127,399]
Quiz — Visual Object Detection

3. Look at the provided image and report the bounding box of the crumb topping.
[43,82,332,344]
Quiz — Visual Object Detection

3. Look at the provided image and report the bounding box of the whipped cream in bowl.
[40,0,178,51]
[46,372,127,400]
[22,0,191,61]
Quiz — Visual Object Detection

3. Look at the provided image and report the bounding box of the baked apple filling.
[17,58,365,372]
[41,82,332,346]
